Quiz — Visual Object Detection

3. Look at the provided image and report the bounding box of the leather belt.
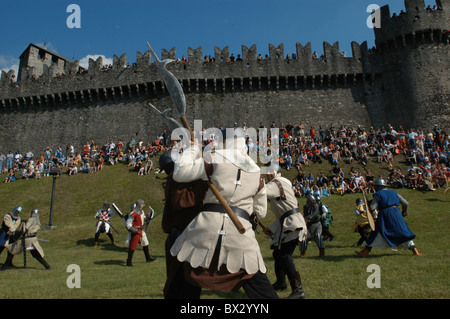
[203,203,250,221]
[280,208,299,221]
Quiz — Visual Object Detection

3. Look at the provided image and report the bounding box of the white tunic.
[170,144,268,274]
[266,174,307,247]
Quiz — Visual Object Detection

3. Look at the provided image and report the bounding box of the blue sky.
[0,0,439,74]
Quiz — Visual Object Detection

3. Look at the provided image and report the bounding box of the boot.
[107,233,116,246]
[1,252,15,270]
[272,269,287,291]
[285,271,306,299]
[356,247,370,257]
[412,247,423,256]
[143,245,156,262]
[127,249,135,267]
[300,250,306,258]
[319,248,325,257]
[93,233,100,248]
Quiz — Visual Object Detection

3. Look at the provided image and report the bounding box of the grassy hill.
[0,153,448,299]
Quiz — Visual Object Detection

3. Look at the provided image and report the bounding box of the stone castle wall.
[0,0,448,155]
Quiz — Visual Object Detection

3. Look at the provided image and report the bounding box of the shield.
[362,190,375,231]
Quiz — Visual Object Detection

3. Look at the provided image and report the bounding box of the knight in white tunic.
[264,165,307,299]
[170,129,278,298]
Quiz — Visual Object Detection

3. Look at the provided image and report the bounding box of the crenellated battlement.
[374,0,448,50]
[0,40,379,108]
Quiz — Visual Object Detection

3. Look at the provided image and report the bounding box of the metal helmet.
[12,206,22,218]
[30,208,41,225]
[135,199,145,211]
[307,195,316,205]
[374,178,387,190]
[356,198,363,205]
[30,207,39,217]
[159,151,174,174]
[103,201,110,210]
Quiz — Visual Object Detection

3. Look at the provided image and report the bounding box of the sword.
[147,41,246,234]
[112,203,125,219]
[108,222,121,237]
[112,203,129,225]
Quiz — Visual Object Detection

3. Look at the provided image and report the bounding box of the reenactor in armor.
[353,198,372,246]
[7,208,51,270]
[125,199,156,266]
[93,201,116,248]
[300,195,326,257]
[0,206,23,270]
[356,179,422,257]
[264,165,307,299]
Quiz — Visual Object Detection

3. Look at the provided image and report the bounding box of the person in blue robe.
[356,179,422,257]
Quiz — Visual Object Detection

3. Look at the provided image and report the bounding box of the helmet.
[374,178,387,190]
[30,208,39,216]
[12,206,22,218]
[135,199,145,211]
[307,195,316,205]
[159,151,174,174]
[355,198,363,205]
[30,208,41,225]
[103,201,110,210]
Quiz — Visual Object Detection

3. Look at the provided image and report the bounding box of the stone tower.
[17,43,78,81]
[373,0,449,129]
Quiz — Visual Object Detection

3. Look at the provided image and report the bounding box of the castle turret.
[373,0,449,129]
[17,43,77,81]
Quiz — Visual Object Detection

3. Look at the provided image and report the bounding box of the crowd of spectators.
[0,134,169,183]
[1,122,449,196]
[270,122,449,195]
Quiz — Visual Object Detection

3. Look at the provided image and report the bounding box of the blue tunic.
[366,189,416,247]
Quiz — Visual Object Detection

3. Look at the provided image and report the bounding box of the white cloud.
[0,55,19,76]
[78,54,113,69]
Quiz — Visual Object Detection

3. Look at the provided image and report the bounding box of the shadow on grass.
[76,238,128,252]
[94,259,126,266]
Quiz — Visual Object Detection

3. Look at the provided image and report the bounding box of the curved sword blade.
[147,42,187,116]
[148,103,183,130]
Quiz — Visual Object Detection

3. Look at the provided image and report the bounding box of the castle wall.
[0,0,448,155]
[0,83,374,155]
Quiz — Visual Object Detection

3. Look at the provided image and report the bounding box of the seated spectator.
[81,162,91,173]
[67,158,78,176]
[320,183,330,197]
[5,169,16,183]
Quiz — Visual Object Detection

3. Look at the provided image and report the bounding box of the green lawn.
[0,155,448,299]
